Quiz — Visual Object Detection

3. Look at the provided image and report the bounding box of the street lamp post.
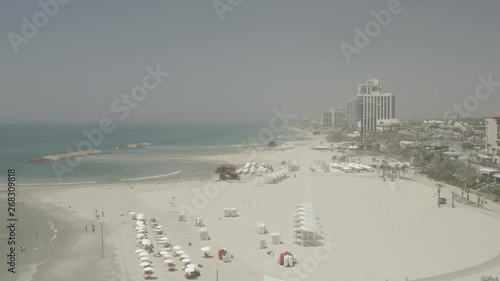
[437,183,443,207]
[101,221,104,258]
[452,192,455,208]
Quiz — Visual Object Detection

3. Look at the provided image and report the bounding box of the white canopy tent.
[292,202,323,246]
[289,159,300,171]
[264,168,291,184]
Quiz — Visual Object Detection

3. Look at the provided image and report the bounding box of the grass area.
[325,129,500,202]
[354,150,404,161]
[454,196,484,208]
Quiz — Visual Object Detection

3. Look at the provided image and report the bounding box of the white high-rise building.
[332,108,346,128]
[346,99,358,129]
[485,113,500,153]
[321,110,333,127]
[356,79,396,132]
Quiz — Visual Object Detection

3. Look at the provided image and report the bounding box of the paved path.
[410,253,500,281]
[408,175,500,281]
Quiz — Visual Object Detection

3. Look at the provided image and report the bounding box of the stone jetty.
[27,150,105,163]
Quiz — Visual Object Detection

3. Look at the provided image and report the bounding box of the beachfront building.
[332,108,346,128]
[321,110,333,127]
[376,119,400,132]
[485,113,500,154]
[346,99,358,129]
[356,79,396,132]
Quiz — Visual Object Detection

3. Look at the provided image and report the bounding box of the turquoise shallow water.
[0,123,299,184]
[0,122,304,281]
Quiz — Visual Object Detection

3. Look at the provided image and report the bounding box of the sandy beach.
[7,134,500,281]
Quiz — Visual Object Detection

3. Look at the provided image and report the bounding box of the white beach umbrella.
[141,239,151,244]
[157,240,167,244]
[164,259,174,264]
[135,249,145,253]
[182,258,191,264]
[156,225,163,229]
[140,262,150,267]
[180,254,190,259]
[176,250,185,255]
[200,247,211,252]
[136,229,146,233]
[139,256,150,262]
[160,251,169,255]
[187,264,198,269]
[144,267,154,272]
[185,267,195,273]
[173,245,182,250]
[139,252,149,257]
[136,234,145,239]
[129,211,136,215]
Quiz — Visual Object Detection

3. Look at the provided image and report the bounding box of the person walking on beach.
[85,225,88,231]
[102,211,104,217]
[92,224,95,232]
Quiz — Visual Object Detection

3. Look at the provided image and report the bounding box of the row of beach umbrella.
[129,211,211,276]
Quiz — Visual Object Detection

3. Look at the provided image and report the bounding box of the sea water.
[0,122,298,185]
[0,201,52,281]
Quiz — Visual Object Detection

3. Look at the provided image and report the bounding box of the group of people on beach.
[85,224,95,232]
[481,276,499,281]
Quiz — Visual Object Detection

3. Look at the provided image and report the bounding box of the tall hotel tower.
[356,79,395,132]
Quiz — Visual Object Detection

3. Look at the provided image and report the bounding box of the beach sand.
[8,135,500,281]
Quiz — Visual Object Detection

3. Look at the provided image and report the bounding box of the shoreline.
[8,132,500,281]
[0,192,112,281]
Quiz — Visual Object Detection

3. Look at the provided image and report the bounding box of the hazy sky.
[1,0,500,124]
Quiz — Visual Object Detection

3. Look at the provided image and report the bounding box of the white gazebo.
[270,232,281,245]
[256,222,267,234]
[198,228,209,241]
[194,217,203,227]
